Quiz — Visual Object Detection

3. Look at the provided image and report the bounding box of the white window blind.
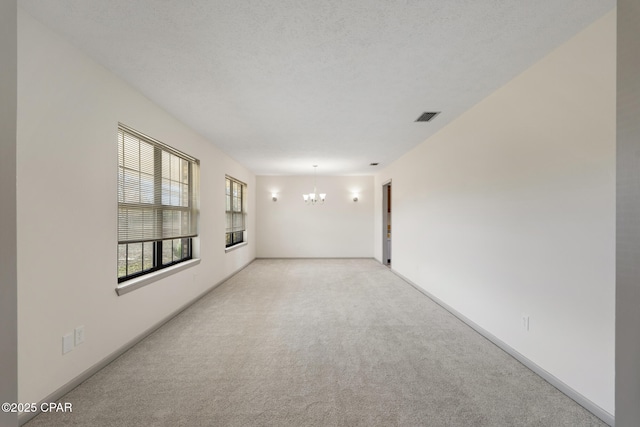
[225,176,246,247]
[118,125,199,245]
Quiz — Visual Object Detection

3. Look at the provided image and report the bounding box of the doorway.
[382,181,392,266]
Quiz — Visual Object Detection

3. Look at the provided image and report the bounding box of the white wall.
[17,10,255,405]
[0,1,18,426]
[256,175,373,258]
[374,11,615,415]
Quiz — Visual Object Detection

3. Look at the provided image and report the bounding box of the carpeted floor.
[25,259,606,426]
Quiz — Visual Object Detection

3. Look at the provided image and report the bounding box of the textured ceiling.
[20,0,614,175]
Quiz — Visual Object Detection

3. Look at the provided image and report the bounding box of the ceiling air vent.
[370,162,379,166]
[415,112,440,122]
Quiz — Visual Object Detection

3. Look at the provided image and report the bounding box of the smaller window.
[225,176,246,248]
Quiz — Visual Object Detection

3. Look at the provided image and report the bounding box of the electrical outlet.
[75,326,85,346]
[521,314,530,332]
[62,333,74,354]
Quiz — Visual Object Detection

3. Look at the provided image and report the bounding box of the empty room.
[2,0,639,426]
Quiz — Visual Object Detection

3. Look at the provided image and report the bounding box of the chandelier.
[303,165,326,204]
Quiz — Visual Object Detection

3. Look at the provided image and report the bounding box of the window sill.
[225,242,248,253]
[116,259,201,296]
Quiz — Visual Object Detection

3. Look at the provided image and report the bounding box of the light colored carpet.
[25,259,606,426]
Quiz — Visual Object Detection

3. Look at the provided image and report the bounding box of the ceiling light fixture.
[303,165,326,204]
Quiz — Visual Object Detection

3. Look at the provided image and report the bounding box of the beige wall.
[17,10,255,405]
[255,175,374,258]
[374,11,616,416]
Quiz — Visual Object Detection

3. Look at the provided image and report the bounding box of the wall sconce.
[353,194,359,202]
[272,193,278,202]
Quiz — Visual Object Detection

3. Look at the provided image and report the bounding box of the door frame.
[382,180,391,266]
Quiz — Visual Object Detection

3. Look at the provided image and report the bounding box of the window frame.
[117,238,193,283]
[225,175,247,249]
[117,124,199,285]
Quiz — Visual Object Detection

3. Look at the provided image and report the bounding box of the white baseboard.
[18,259,255,426]
[255,256,375,259]
[389,267,615,427]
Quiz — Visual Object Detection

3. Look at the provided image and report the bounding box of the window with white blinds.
[225,176,246,248]
[117,124,200,282]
